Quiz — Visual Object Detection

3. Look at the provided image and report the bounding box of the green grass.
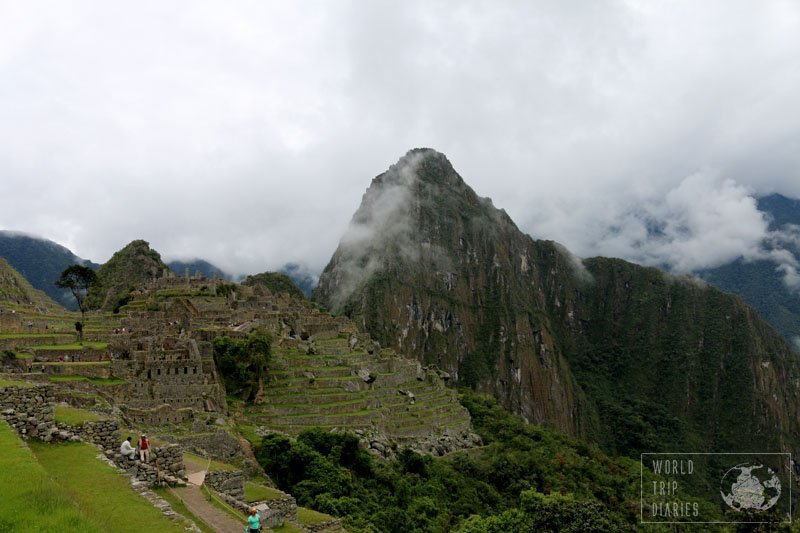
[42,361,111,366]
[244,481,286,502]
[0,333,73,338]
[272,523,304,533]
[54,405,105,425]
[0,421,99,532]
[297,506,335,525]
[183,451,239,472]
[236,424,262,446]
[48,375,127,385]
[29,440,185,531]
[156,487,217,533]
[32,341,108,350]
[0,379,34,387]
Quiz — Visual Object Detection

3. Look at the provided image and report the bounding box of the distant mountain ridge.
[0,231,317,307]
[700,193,800,348]
[315,148,800,457]
[167,259,232,280]
[0,231,98,310]
[0,257,61,311]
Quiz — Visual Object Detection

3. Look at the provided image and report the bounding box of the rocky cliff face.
[315,149,591,437]
[315,148,800,455]
[86,240,169,311]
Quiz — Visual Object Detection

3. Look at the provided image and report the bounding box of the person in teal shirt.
[247,507,261,532]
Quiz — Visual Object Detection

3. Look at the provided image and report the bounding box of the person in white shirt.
[120,436,136,460]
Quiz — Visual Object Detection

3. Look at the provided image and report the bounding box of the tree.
[55,265,97,342]
[212,330,272,401]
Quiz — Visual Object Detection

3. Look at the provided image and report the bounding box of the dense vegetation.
[255,392,641,532]
[280,262,318,297]
[0,258,61,310]
[86,239,168,311]
[213,331,271,401]
[243,271,306,299]
[168,259,232,280]
[0,231,98,310]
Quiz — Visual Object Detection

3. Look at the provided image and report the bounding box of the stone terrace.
[241,333,478,457]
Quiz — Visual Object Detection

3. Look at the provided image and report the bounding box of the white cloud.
[0,0,799,279]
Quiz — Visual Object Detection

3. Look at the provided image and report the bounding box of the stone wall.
[110,443,186,486]
[177,429,243,462]
[224,493,298,531]
[0,384,55,439]
[204,470,245,501]
[58,418,120,450]
[152,444,186,478]
[42,362,113,378]
[124,404,195,425]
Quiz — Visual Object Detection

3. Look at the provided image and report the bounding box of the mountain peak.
[86,239,168,311]
[315,152,800,456]
[316,149,516,312]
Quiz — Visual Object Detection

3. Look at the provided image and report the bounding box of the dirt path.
[169,484,245,533]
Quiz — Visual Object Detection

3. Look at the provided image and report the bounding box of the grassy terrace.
[297,507,335,526]
[244,391,370,413]
[54,405,106,425]
[244,481,286,502]
[0,333,74,339]
[0,379,35,387]
[30,440,185,532]
[48,375,127,386]
[32,341,108,350]
[273,524,304,533]
[0,421,98,532]
[42,361,111,366]
[183,451,239,472]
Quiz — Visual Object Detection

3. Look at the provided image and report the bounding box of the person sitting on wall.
[120,436,136,460]
[137,434,150,462]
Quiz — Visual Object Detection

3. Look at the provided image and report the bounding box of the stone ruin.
[0,383,187,487]
[109,312,227,426]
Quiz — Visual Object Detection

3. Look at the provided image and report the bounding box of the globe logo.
[720,463,781,511]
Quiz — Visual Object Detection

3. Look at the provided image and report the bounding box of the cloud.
[541,171,769,273]
[761,225,800,290]
[0,0,799,282]
[320,151,424,310]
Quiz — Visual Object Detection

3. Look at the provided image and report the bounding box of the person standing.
[246,507,261,532]
[137,434,150,462]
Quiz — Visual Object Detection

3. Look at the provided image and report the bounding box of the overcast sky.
[1,0,799,279]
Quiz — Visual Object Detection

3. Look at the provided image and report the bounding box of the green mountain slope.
[167,259,231,280]
[314,149,800,457]
[0,257,62,311]
[0,231,98,310]
[86,240,169,311]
